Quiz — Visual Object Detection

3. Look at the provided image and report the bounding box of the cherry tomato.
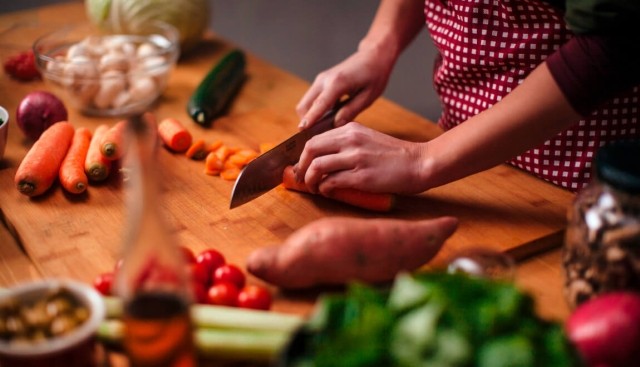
[194,249,226,286]
[93,272,114,296]
[237,285,272,310]
[192,281,208,304]
[206,282,239,307]
[213,264,245,289]
[180,246,197,264]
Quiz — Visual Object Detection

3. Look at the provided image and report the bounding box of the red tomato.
[93,272,114,296]
[191,262,210,286]
[194,249,226,286]
[192,281,208,304]
[213,264,245,289]
[180,246,197,264]
[206,282,239,307]
[237,285,272,310]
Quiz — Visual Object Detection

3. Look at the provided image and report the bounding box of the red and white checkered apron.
[424,0,640,192]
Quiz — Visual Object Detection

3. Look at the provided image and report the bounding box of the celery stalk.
[97,319,292,361]
[99,296,304,362]
[103,296,304,332]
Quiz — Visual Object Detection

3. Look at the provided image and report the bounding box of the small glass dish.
[33,22,179,117]
[0,279,106,367]
[447,248,516,281]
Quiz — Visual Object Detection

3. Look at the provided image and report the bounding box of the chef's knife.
[229,104,343,209]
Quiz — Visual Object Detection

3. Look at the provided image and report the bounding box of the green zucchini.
[187,49,247,126]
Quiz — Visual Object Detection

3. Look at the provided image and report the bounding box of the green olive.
[49,314,78,336]
[1,286,89,343]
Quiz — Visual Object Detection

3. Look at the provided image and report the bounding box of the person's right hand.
[296,45,396,129]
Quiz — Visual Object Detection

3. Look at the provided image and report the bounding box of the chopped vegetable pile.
[284,272,581,367]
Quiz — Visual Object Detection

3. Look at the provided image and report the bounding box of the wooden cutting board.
[0,2,575,315]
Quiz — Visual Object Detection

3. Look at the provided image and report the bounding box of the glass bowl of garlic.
[33,21,179,117]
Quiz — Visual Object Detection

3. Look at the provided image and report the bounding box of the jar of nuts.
[563,140,640,309]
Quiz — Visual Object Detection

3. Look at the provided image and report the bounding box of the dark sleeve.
[546,34,640,116]
[563,0,639,36]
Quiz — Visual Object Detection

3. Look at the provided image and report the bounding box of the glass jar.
[114,114,197,367]
[563,140,640,309]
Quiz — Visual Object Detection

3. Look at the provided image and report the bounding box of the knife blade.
[229,105,342,209]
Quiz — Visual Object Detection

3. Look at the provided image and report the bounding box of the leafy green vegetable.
[85,0,209,52]
[283,272,581,367]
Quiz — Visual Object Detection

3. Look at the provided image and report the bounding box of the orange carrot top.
[101,120,127,160]
[85,124,112,182]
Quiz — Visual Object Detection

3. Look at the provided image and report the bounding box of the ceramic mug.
[0,106,8,161]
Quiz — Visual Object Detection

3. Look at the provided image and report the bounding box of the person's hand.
[294,121,428,195]
[296,46,395,129]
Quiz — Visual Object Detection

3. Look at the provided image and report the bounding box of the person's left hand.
[294,121,428,195]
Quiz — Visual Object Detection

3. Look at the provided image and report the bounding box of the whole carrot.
[157,117,192,153]
[101,120,127,160]
[15,121,75,197]
[59,127,92,194]
[85,124,112,182]
[282,165,395,212]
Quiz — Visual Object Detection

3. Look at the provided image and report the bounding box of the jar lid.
[595,140,640,194]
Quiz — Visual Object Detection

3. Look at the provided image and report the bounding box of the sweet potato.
[246,216,458,289]
[282,166,395,212]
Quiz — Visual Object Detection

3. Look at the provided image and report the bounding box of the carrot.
[281,165,395,212]
[100,120,127,160]
[59,127,92,194]
[185,139,207,160]
[85,124,112,182]
[220,167,241,181]
[157,117,192,152]
[214,145,235,162]
[246,216,459,289]
[224,159,241,170]
[204,151,223,176]
[15,121,75,197]
[206,140,223,153]
[228,149,258,167]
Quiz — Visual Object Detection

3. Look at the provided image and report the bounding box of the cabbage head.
[85,0,210,53]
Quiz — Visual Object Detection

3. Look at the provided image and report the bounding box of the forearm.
[358,0,425,60]
[418,62,582,190]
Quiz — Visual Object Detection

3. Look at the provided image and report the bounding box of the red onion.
[565,292,640,367]
[16,91,68,141]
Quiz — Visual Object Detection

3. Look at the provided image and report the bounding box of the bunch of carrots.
[14,115,265,197]
[15,118,129,197]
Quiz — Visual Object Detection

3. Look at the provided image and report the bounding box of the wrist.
[408,143,436,193]
[411,142,437,193]
[357,35,401,67]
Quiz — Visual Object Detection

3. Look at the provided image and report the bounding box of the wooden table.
[1,0,572,333]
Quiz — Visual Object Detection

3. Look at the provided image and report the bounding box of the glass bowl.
[33,22,179,117]
[447,248,516,281]
[0,279,106,367]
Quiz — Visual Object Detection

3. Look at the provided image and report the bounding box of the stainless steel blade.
[229,107,339,209]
